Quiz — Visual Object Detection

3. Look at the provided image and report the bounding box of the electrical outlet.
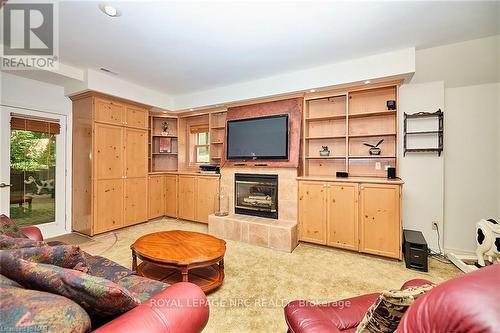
[432,221,439,230]
[375,162,381,170]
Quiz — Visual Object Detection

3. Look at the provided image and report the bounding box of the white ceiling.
[59,1,499,96]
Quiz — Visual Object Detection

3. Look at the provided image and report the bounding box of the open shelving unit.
[209,111,227,165]
[149,114,179,172]
[302,84,399,177]
[403,110,443,156]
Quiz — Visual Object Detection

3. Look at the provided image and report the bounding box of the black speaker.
[387,167,396,179]
[403,230,428,272]
[336,171,348,178]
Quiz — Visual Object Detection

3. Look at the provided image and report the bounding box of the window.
[190,125,209,164]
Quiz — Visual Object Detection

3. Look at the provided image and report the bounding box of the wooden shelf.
[211,126,225,129]
[406,130,443,135]
[152,153,178,156]
[305,135,346,140]
[211,157,222,160]
[404,148,442,153]
[348,110,396,119]
[211,142,223,145]
[305,156,346,159]
[152,135,178,138]
[349,155,396,159]
[305,114,346,121]
[348,133,396,138]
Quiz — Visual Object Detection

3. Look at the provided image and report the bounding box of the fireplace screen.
[235,174,278,219]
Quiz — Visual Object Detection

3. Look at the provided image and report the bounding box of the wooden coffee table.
[131,230,226,293]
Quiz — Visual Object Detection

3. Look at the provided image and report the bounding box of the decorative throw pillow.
[0,258,141,318]
[1,245,91,273]
[0,214,28,238]
[0,282,91,333]
[356,284,435,333]
[0,234,47,250]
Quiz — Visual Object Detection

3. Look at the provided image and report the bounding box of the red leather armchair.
[285,264,499,333]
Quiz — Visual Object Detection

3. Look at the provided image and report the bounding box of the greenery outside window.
[190,125,209,164]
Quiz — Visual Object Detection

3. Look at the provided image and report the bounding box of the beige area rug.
[46,232,117,256]
[68,218,461,333]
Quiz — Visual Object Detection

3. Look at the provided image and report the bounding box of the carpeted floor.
[73,218,461,333]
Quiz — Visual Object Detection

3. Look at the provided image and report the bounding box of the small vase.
[319,150,330,157]
[369,147,381,155]
[215,192,229,216]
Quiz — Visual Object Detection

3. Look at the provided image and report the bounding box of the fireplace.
[235,173,278,219]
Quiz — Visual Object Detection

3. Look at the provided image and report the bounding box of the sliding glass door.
[0,106,68,237]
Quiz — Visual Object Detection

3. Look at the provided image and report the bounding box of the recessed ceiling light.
[163,111,168,114]
[99,4,121,17]
[309,89,316,93]
[364,80,371,84]
[189,108,194,111]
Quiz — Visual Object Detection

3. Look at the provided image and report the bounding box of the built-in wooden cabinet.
[178,176,196,221]
[298,179,402,259]
[327,183,359,251]
[71,92,149,236]
[165,175,178,218]
[298,182,327,244]
[178,175,218,224]
[148,175,166,220]
[195,177,219,223]
[125,178,148,226]
[359,183,400,259]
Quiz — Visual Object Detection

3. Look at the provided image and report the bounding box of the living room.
[0,1,499,332]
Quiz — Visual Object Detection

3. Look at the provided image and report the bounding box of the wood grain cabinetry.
[125,178,148,226]
[71,92,150,236]
[298,182,327,244]
[327,183,359,251]
[195,177,219,223]
[298,179,401,259]
[178,176,196,221]
[359,184,400,258]
[165,175,178,218]
[148,175,165,219]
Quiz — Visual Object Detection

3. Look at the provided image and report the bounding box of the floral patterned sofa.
[0,216,209,333]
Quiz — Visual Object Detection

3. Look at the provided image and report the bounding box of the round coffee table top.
[131,230,226,266]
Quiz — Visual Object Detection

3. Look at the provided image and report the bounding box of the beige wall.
[444,83,499,252]
[401,35,500,253]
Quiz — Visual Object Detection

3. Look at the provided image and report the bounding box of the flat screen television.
[226,114,289,160]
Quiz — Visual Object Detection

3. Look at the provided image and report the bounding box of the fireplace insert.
[234,173,278,219]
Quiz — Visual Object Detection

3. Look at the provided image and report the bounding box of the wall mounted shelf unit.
[403,110,443,156]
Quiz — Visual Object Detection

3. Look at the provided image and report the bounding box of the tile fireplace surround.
[208,167,298,252]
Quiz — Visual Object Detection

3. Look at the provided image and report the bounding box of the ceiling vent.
[99,67,118,75]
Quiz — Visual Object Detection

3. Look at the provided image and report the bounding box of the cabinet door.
[195,177,219,223]
[125,128,148,178]
[125,106,148,129]
[165,175,178,218]
[124,177,148,226]
[359,184,401,259]
[94,98,125,126]
[95,179,123,233]
[298,181,327,244]
[327,183,358,251]
[178,176,196,221]
[94,123,124,179]
[148,176,165,219]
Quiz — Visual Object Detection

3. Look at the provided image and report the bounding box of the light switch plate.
[375,162,381,170]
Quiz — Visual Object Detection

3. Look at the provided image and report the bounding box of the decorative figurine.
[319,146,330,156]
[364,139,384,155]
[475,218,500,267]
[161,121,169,136]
